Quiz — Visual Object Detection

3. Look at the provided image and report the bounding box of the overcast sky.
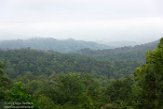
[0,0,163,43]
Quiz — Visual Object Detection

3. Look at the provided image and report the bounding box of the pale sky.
[0,0,163,43]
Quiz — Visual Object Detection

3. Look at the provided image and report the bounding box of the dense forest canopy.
[0,38,162,109]
[0,39,158,78]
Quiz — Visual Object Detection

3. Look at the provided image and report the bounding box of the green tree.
[6,82,32,102]
[5,81,38,108]
[43,73,101,109]
[0,61,11,108]
[134,38,163,109]
[105,77,134,109]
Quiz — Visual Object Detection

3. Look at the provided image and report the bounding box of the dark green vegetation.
[0,49,113,78]
[77,40,158,77]
[0,38,162,109]
[0,39,158,78]
[134,38,163,109]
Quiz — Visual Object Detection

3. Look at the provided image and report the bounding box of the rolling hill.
[0,38,111,53]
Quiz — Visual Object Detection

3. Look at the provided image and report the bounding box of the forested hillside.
[77,40,158,76]
[0,38,162,109]
[0,49,113,78]
[0,48,141,78]
[78,40,158,61]
[0,39,158,78]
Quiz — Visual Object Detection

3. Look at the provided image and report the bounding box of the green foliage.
[6,82,32,102]
[0,61,11,108]
[5,81,39,109]
[78,40,158,77]
[43,73,101,109]
[0,49,113,78]
[134,38,163,109]
[105,77,134,109]
[13,72,108,109]
[0,40,157,79]
[36,95,56,109]
[0,38,162,109]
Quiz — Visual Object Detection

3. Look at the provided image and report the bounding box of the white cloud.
[0,0,162,42]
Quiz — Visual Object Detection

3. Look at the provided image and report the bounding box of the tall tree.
[134,38,163,109]
[0,61,11,108]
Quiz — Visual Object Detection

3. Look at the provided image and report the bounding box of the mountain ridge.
[0,38,112,53]
[0,37,159,53]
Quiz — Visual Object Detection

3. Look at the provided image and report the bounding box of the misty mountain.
[97,41,139,48]
[75,40,159,76]
[78,40,159,62]
[77,41,159,63]
[0,38,112,53]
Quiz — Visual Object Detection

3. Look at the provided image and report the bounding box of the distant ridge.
[0,38,112,53]
[0,37,159,54]
[77,39,159,62]
[97,40,139,47]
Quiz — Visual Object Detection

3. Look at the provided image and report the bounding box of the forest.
[0,38,163,109]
